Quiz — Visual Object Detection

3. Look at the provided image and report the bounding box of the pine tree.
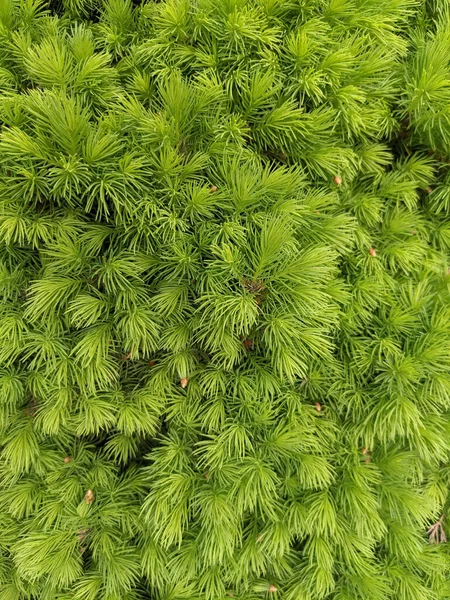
[1,0,450,598]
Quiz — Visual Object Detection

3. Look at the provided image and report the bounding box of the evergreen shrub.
[1,0,450,598]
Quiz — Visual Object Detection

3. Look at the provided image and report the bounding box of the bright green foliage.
[1,0,450,598]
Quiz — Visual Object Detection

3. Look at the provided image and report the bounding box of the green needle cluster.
[0,1,450,599]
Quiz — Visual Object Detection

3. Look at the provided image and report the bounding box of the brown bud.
[315,402,322,412]
[25,399,38,417]
[369,247,377,257]
[64,456,72,464]
[148,360,156,367]
[268,584,278,593]
[333,175,342,186]
[180,377,189,389]
[84,489,94,504]
[210,185,218,193]
[243,338,253,350]
[425,186,432,194]
[362,447,371,462]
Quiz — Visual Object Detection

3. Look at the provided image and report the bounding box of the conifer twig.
[427,515,447,544]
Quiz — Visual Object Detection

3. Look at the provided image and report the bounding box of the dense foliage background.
[1,0,450,598]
